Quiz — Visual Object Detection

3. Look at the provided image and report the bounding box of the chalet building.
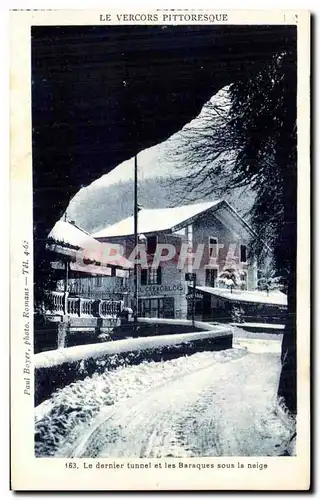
[47,219,133,315]
[92,200,263,320]
[34,219,136,353]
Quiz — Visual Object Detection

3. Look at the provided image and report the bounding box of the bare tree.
[165,50,297,414]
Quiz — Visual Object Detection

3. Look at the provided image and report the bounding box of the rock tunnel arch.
[32,24,296,242]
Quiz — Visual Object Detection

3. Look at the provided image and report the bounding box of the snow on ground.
[35,336,295,458]
[231,322,285,330]
[35,349,242,456]
[229,325,284,342]
[231,326,283,353]
[234,337,282,354]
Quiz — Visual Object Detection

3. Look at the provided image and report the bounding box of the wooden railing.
[67,297,80,316]
[49,291,123,318]
[51,291,64,314]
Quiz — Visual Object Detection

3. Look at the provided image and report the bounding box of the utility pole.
[192,274,196,327]
[63,210,69,315]
[133,155,138,327]
[59,210,70,348]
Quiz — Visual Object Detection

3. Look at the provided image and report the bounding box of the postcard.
[10,9,310,491]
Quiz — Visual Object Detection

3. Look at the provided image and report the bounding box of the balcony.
[48,291,124,318]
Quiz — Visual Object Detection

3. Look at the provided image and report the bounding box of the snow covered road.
[49,337,293,458]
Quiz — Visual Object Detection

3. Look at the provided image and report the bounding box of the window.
[150,298,158,317]
[149,269,158,284]
[138,297,174,319]
[140,267,162,285]
[139,298,150,317]
[141,268,147,285]
[146,235,157,254]
[208,237,218,258]
[205,268,218,287]
[158,298,164,318]
[96,276,102,287]
[111,267,116,277]
[240,244,247,263]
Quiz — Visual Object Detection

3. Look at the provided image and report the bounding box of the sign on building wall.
[105,283,185,296]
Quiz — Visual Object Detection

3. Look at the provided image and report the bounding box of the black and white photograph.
[10,9,310,491]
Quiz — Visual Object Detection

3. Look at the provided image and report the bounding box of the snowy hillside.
[66,86,255,233]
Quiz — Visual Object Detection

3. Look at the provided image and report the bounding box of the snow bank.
[35,325,232,370]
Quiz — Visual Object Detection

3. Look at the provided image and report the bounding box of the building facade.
[47,219,132,312]
[92,199,260,320]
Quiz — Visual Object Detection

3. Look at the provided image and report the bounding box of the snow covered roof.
[49,220,95,249]
[196,286,287,306]
[48,220,132,269]
[92,200,223,238]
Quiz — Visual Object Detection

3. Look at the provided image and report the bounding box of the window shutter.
[240,245,247,263]
[141,269,147,285]
[157,266,162,285]
[147,236,157,254]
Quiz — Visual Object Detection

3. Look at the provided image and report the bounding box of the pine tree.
[218,267,239,294]
[258,268,284,296]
